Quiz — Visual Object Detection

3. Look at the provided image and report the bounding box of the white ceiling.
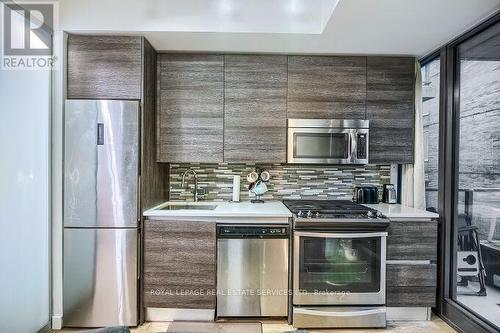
[60,0,500,56]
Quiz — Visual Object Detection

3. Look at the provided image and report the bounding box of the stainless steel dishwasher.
[217,225,289,317]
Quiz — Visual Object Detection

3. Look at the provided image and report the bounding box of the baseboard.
[51,315,63,329]
[145,308,215,322]
[387,307,431,321]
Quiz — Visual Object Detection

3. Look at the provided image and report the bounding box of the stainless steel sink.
[160,204,217,210]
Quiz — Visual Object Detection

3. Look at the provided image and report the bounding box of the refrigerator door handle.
[97,122,104,145]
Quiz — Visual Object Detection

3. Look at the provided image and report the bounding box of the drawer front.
[293,307,386,329]
[387,263,437,287]
[387,221,437,260]
[386,286,436,307]
[144,220,216,309]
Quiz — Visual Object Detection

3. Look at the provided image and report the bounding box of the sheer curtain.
[402,61,426,210]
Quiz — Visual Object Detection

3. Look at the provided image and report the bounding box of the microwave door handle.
[348,131,355,162]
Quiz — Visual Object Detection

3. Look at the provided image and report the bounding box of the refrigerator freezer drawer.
[63,228,138,327]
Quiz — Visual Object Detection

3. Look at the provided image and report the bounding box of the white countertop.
[363,203,439,220]
[144,200,437,221]
[143,200,293,219]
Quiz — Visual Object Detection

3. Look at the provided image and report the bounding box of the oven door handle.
[294,307,386,317]
[294,231,388,238]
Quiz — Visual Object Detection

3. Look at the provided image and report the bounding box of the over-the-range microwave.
[287,119,369,164]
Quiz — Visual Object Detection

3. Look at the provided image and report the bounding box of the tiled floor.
[55,315,456,333]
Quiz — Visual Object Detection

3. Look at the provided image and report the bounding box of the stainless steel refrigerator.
[63,100,139,327]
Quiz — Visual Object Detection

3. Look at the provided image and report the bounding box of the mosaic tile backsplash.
[169,163,391,201]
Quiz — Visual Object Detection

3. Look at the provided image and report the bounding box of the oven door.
[293,231,386,305]
[288,127,353,164]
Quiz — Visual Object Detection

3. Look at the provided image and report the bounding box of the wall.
[169,163,391,201]
[0,70,51,331]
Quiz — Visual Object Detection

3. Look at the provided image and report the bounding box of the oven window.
[294,133,348,159]
[298,236,381,293]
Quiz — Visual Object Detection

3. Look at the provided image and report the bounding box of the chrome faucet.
[181,168,199,202]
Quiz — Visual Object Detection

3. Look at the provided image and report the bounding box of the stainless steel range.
[283,200,389,329]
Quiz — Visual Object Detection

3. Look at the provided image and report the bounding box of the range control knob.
[367,211,374,218]
[306,210,313,218]
[376,211,384,218]
[297,210,304,218]
[314,212,320,218]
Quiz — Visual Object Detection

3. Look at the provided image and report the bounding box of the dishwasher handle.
[217,225,289,238]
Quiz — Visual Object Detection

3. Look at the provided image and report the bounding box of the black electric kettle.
[353,186,379,204]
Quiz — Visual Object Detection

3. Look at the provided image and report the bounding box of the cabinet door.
[387,220,438,261]
[386,286,436,307]
[287,56,367,119]
[387,262,437,307]
[67,35,142,99]
[367,57,415,164]
[157,54,224,163]
[143,220,216,309]
[387,263,437,287]
[224,55,287,162]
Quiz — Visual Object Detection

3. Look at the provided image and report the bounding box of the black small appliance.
[353,186,379,204]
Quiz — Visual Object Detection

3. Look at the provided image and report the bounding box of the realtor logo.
[1,2,56,69]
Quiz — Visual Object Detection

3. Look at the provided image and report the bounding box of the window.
[421,58,440,212]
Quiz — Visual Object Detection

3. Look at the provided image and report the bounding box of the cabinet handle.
[97,123,104,145]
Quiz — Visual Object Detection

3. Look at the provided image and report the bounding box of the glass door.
[451,19,500,330]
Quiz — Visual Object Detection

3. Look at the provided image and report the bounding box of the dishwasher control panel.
[217,225,289,238]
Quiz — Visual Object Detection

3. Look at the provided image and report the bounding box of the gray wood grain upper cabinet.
[224,55,287,162]
[67,35,143,99]
[143,220,216,309]
[157,54,224,163]
[287,56,367,119]
[366,56,415,164]
[141,39,169,210]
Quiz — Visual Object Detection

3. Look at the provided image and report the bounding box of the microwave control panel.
[357,133,367,159]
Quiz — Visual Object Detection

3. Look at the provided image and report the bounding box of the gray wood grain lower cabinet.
[386,219,438,308]
[287,56,367,119]
[387,263,437,287]
[366,56,415,164]
[224,55,287,162]
[387,220,438,261]
[143,220,216,309]
[157,54,224,163]
[386,263,437,307]
[67,35,143,99]
[386,287,436,307]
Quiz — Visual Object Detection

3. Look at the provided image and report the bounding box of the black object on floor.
[82,327,131,333]
[456,213,487,296]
